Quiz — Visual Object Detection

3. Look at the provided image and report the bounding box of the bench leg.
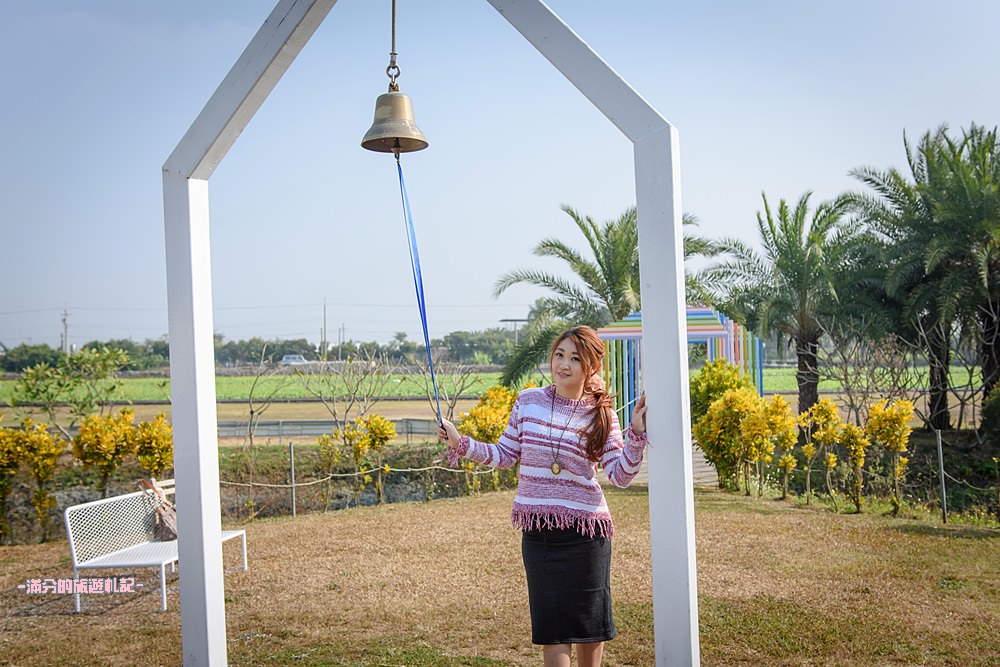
[159,563,168,612]
[73,566,81,613]
[240,534,248,571]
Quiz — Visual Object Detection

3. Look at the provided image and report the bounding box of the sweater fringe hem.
[512,506,614,539]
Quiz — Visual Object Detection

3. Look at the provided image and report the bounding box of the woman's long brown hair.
[549,325,613,462]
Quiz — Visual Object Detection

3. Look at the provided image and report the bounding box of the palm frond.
[500,320,567,388]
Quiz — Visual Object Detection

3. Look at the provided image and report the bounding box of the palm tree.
[703,192,853,415]
[929,125,1000,402]
[495,205,712,385]
[847,133,952,430]
[848,125,1000,427]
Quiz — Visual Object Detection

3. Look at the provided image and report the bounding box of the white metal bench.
[64,479,247,612]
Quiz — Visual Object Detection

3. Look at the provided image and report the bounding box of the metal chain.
[386,0,400,88]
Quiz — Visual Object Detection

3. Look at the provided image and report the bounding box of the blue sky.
[1,1,998,349]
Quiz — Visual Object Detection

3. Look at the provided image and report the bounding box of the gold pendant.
[550,461,561,475]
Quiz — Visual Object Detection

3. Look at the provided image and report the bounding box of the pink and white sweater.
[451,385,648,538]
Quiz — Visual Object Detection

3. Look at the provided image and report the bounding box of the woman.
[438,325,649,667]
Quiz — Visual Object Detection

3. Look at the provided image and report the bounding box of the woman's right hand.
[438,419,461,449]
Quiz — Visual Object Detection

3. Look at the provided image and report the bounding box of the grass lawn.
[1,487,998,666]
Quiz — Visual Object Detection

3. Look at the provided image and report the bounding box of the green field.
[760,365,980,392]
[0,366,982,404]
[0,372,507,404]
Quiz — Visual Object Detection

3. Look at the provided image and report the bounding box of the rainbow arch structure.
[597,309,764,429]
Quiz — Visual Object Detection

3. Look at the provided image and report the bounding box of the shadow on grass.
[889,523,1000,541]
[3,587,160,617]
[691,487,799,516]
[606,484,651,496]
[230,636,513,667]
[697,593,986,664]
[1,572,175,617]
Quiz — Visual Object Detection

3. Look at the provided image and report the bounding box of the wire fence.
[739,431,999,524]
[216,427,516,520]
[217,417,439,445]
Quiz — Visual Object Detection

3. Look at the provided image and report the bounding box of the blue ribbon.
[396,159,443,423]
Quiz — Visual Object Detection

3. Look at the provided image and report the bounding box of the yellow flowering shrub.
[766,395,798,451]
[463,460,481,494]
[759,395,797,499]
[689,359,755,424]
[866,400,914,454]
[14,419,65,541]
[0,418,18,479]
[338,420,367,467]
[455,384,524,494]
[136,414,173,479]
[841,423,870,512]
[739,407,773,465]
[317,433,343,470]
[865,399,914,515]
[363,414,397,452]
[458,385,518,443]
[823,450,841,511]
[0,419,22,543]
[798,398,843,504]
[339,419,368,505]
[361,414,396,504]
[322,414,397,505]
[895,456,909,481]
[693,386,760,490]
[802,442,816,463]
[73,409,138,498]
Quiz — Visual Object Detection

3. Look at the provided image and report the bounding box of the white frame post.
[634,126,701,664]
[164,1,698,665]
[163,1,337,664]
[486,3,700,663]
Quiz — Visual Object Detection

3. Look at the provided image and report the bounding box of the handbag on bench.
[138,478,178,541]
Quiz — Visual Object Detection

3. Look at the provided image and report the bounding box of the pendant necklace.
[548,388,580,475]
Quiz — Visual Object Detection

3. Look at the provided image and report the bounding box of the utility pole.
[321,298,328,360]
[62,307,70,355]
[500,318,529,346]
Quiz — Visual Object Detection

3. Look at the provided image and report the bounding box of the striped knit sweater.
[451,384,648,538]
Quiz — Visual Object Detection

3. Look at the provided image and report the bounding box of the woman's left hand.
[631,392,647,434]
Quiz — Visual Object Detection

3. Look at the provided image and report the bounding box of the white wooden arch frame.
[162,1,699,665]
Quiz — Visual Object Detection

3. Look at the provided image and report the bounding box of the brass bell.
[360,88,429,154]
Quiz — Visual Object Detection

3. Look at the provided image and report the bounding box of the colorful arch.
[597,309,764,429]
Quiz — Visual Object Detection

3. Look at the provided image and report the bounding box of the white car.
[279,354,308,366]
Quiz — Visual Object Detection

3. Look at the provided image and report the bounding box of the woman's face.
[551,336,592,398]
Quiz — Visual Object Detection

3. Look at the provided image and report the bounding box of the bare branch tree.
[817,318,918,426]
[295,351,398,509]
[295,351,397,425]
[238,346,289,519]
[948,328,981,433]
[906,317,956,430]
[411,350,478,422]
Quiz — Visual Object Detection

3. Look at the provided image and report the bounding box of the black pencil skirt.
[521,527,616,645]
